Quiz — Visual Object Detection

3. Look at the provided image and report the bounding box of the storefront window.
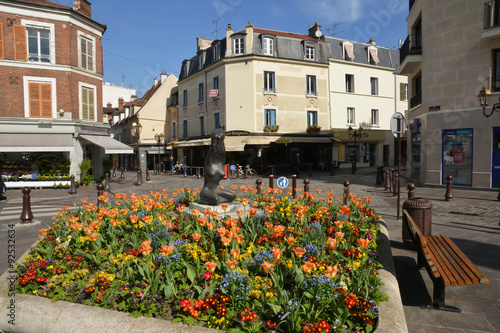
[442,129,473,186]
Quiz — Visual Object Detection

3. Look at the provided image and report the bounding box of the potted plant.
[79,158,92,176]
[264,124,279,133]
[102,159,114,173]
[307,124,322,133]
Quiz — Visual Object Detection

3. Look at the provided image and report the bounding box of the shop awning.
[241,136,275,145]
[173,139,210,148]
[0,133,74,152]
[225,136,246,152]
[274,137,337,144]
[79,135,133,154]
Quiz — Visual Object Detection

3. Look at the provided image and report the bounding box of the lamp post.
[478,87,500,118]
[154,133,164,175]
[347,126,368,174]
[131,121,142,185]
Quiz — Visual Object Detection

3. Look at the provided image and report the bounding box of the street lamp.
[347,125,368,174]
[478,87,500,118]
[154,133,164,175]
[131,121,142,185]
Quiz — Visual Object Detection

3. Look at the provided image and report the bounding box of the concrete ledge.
[0,223,406,333]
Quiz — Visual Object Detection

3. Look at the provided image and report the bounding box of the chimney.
[369,38,376,45]
[106,102,112,108]
[225,24,233,57]
[118,97,124,110]
[154,77,158,86]
[160,71,168,83]
[73,0,91,18]
[308,22,322,38]
[245,21,254,52]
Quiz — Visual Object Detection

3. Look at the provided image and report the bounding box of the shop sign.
[78,126,108,135]
[208,89,219,97]
[276,139,291,144]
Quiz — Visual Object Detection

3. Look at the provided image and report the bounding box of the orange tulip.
[273,225,286,237]
[176,204,186,213]
[206,221,215,231]
[84,227,93,235]
[233,234,244,244]
[236,210,243,217]
[203,208,212,217]
[225,218,237,228]
[90,220,101,229]
[335,220,344,229]
[129,215,139,224]
[110,219,120,227]
[339,205,350,216]
[160,245,174,257]
[205,261,217,273]
[220,203,228,211]
[241,198,249,206]
[261,261,274,274]
[335,232,344,239]
[357,238,370,249]
[196,217,207,227]
[191,233,202,242]
[212,211,219,219]
[286,237,296,245]
[249,208,257,216]
[230,248,240,259]
[271,247,283,260]
[293,247,306,258]
[221,236,232,246]
[90,233,99,241]
[191,208,200,216]
[301,261,315,274]
[139,238,153,257]
[327,237,337,250]
[265,222,273,229]
[226,259,238,270]
[217,226,228,237]
[325,265,338,279]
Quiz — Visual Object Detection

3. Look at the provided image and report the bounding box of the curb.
[0,224,407,333]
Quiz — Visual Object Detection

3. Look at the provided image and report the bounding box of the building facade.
[0,0,131,183]
[399,0,500,188]
[174,21,406,173]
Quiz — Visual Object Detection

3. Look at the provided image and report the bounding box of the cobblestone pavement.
[1,168,499,332]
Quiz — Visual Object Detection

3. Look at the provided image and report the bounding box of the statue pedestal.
[186,201,261,219]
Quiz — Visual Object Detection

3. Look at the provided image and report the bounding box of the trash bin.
[402,197,433,248]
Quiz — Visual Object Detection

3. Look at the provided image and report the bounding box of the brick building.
[0,0,132,185]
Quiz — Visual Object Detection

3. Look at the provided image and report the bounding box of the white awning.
[224,136,246,152]
[345,44,355,59]
[79,135,133,154]
[173,139,210,148]
[369,49,380,63]
[0,133,74,152]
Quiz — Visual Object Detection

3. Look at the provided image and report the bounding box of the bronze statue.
[198,125,236,205]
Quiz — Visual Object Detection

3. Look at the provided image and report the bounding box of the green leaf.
[172,318,183,324]
[268,303,282,314]
[164,284,173,299]
[184,262,196,285]
[118,301,126,310]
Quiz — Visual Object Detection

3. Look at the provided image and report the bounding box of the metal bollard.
[146,168,151,182]
[269,175,274,189]
[97,183,104,207]
[183,167,187,178]
[392,171,399,197]
[136,169,142,186]
[391,169,395,192]
[384,170,390,191]
[236,164,240,179]
[303,178,310,194]
[292,174,297,199]
[244,165,248,179]
[343,180,350,205]
[105,172,111,192]
[20,187,34,224]
[69,175,77,195]
[120,167,125,179]
[407,183,415,199]
[196,167,201,179]
[112,167,116,178]
[256,179,262,195]
[445,175,453,202]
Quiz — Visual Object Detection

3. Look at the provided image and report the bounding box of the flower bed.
[15,187,387,333]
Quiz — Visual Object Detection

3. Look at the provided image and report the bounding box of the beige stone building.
[174,22,406,174]
[399,0,500,188]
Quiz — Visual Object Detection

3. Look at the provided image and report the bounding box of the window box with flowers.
[307,124,322,133]
[263,124,279,133]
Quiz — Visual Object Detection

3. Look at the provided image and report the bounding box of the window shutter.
[14,25,27,61]
[41,84,52,118]
[0,23,4,59]
[82,87,89,120]
[400,83,406,100]
[88,88,95,120]
[29,82,40,117]
[28,82,52,118]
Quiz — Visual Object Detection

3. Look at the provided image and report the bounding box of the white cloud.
[294,0,363,25]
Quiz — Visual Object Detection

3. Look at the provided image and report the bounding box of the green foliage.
[79,158,92,174]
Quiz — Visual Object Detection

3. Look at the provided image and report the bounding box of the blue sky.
[60,0,409,97]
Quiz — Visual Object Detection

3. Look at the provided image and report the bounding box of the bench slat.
[424,238,455,285]
[433,236,476,285]
[441,236,490,285]
[427,236,466,286]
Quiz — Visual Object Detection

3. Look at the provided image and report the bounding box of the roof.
[252,28,326,43]
[16,0,70,9]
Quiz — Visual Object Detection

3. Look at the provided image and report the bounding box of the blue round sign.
[230,164,236,171]
[277,177,289,188]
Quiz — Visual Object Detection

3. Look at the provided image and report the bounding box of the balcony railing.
[399,34,422,64]
[410,91,422,109]
[484,1,500,30]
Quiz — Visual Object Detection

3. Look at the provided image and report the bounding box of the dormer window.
[303,41,317,61]
[343,42,355,61]
[213,42,221,61]
[233,35,245,55]
[367,46,379,65]
[261,34,276,56]
[198,52,205,70]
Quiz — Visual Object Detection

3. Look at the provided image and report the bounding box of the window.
[371,109,379,126]
[23,76,56,118]
[307,111,318,126]
[263,37,274,55]
[494,50,500,91]
[346,74,355,93]
[198,53,204,70]
[27,27,50,63]
[233,36,244,55]
[305,45,315,60]
[183,90,188,107]
[370,77,378,95]
[172,122,176,139]
[265,109,276,126]
[400,83,408,101]
[347,107,355,125]
[0,23,4,59]
[198,83,204,102]
[79,33,95,71]
[80,84,96,121]
[183,120,188,138]
[306,75,317,95]
[213,76,219,90]
[368,47,379,64]
[343,42,354,61]
[264,71,275,93]
[213,43,221,61]
[200,116,205,136]
[214,113,220,128]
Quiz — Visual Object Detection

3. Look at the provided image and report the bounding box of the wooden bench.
[402,209,489,312]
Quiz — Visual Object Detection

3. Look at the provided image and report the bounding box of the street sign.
[208,89,219,97]
[277,177,289,188]
[276,139,291,144]
[230,164,236,171]
[390,113,406,138]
